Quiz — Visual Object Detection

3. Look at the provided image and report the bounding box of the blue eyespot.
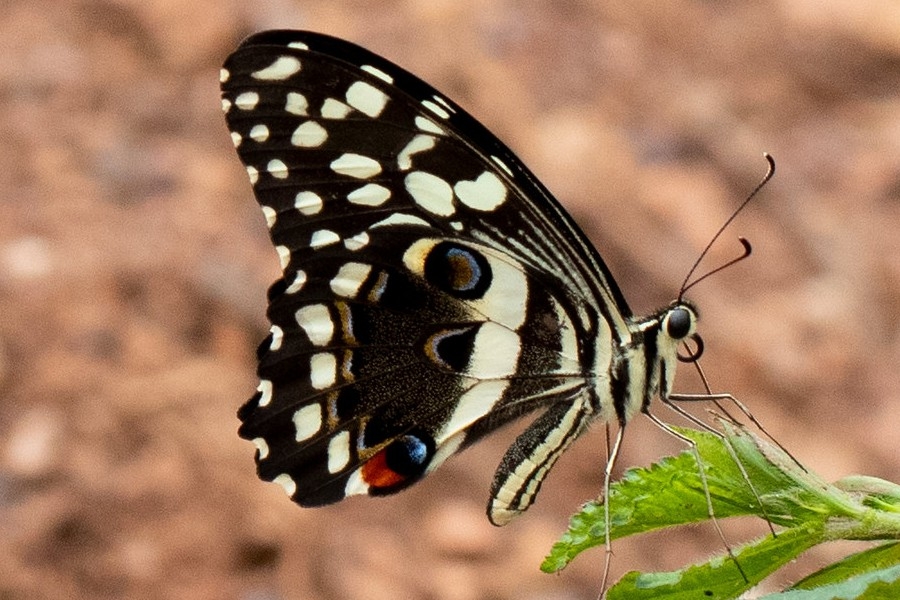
[385,433,433,476]
[423,242,492,299]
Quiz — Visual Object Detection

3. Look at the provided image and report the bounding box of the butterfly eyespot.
[362,432,435,492]
[423,242,491,299]
[423,326,479,372]
[666,307,693,339]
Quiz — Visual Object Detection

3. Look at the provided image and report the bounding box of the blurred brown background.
[2,1,899,598]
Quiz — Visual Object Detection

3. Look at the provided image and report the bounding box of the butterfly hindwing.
[221,30,679,521]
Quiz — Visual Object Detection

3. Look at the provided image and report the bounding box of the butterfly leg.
[642,409,749,583]
[668,391,805,472]
[600,422,626,599]
[662,395,777,537]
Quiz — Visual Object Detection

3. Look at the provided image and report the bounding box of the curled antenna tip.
[763,153,775,176]
[680,236,753,296]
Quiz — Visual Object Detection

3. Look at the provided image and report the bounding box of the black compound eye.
[666,307,693,339]
[423,242,492,299]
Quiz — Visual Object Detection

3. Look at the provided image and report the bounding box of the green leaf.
[607,524,824,600]
[790,541,900,590]
[542,423,840,573]
[542,421,900,599]
[759,564,900,599]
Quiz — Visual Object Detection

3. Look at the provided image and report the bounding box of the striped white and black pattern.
[221,30,700,526]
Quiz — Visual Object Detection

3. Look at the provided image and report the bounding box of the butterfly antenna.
[678,153,775,299]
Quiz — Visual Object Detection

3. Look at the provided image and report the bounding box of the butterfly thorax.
[600,301,699,426]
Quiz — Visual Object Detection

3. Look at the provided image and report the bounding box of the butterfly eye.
[666,307,693,340]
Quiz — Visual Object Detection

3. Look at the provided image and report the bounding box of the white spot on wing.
[291,121,328,147]
[246,166,259,185]
[261,205,276,228]
[347,183,391,206]
[219,68,230,83]
[370,213,431,229]
[361,64,393,83]
[276,245,291,270]
[285,92,308,115]
[330,262,373,298]
[491,155,514,177]
[252,437,269,459]
[346,81,389,117]
[310,229,340,249]
[273,473,296,497]
[327,430,351,473]
[433,95,454,112]
[230,131,242,147]
[344,469,369,497]
[287,41,309,50]
[257,379,273,407]
[235,91,260,110]
[398,134,436,170]
[344,232,370,250]
[415,116,444,135]
[269,324,284,351]
[267,159,288,179]
[221,98,232,112]
[295,191,323,215]
[330,153,382,179]
[321,98,352,119]
[293,404,323,442]
[422,99,450,119]
[454,172,507,211]
[252,55,302,80]
[296,304,334,346]
[285,270,307,294]
[405,171,454,216]
[310,352,337,390]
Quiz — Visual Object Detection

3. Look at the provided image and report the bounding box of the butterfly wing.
[221,30,631,521]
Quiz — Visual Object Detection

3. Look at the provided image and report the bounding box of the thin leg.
[598,424,627,600]
[668,391,806,472]
[661,396,777,537]
[679,359,806,472]
[643,410,749,583]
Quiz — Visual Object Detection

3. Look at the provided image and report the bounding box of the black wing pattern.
[221,30,642,524]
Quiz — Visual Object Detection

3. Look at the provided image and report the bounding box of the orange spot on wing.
[361,449,406,489]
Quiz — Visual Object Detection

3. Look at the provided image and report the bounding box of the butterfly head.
[658,300,702,359]
[645,300,702,406]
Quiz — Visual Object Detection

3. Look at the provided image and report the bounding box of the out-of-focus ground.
[2,1,899,598]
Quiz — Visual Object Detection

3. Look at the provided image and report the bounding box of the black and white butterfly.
[221,30,708,526]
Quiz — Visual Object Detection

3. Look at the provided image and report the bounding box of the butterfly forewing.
[221,30,678,521]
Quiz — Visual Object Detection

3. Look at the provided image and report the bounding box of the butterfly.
[220,30,706,526]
